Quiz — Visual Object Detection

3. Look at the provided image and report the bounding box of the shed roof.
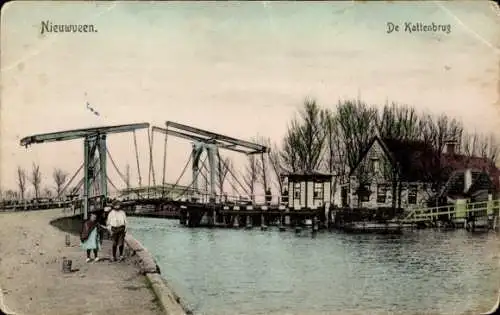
[282,171,333,182]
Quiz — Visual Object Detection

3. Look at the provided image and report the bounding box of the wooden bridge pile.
[179,203,326,228]
[124,197,328,229]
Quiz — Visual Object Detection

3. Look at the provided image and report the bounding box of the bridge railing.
[124,189,289,207]
[176,192,286,206]
[0,199,74,211]
[401,199,500,224]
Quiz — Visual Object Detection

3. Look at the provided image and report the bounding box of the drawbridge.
[121,120,273,204]
[20,123,150,219]
[17,121,284,222]
[17,121,499,231]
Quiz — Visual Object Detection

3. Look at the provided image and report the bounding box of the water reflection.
[129,218,499,315]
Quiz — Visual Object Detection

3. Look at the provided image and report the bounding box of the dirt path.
[0,209,162,315]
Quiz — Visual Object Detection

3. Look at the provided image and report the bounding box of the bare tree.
[243,154,260,202]
[468,133,500,162]
[17,166,27,200]
[266,141,285,193]
[297,99,327,172]
[30,163,42,199]
[278,95,488,209]
[70,185,81,196]
[216,153,231,195]
[460,131,500,171]
[422,114,464,189]
[5,190,18,200]
[53,168,68,197]
[377,102,421,141]
[322,109,348,202]
[249,136,273,195]
[43,187,53,198]
[125,164,131,190]
[334,99,378,172]
[281,98,327,173]
[280,122,302,173]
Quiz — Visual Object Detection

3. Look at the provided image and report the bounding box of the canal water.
[129,217,500,315]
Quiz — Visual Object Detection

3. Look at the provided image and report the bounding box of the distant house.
[342,136,500,210]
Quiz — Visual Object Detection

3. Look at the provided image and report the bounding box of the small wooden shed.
[281,171,333,210]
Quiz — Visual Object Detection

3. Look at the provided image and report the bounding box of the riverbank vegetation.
[246,98,500,201]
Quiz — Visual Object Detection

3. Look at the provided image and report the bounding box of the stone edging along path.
[0,289,16,315]
[0,209,189,315]
[124,235,189,315]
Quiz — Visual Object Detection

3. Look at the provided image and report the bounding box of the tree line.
[1,165,70,201]
[0,162,140,202]
[241,98,500,202]
[2,100,498,203]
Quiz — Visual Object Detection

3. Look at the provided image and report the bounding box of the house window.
[294,183,301,200]
[377,184,388,203]
[371,157,380,173]
[281,181,288,195]
[360,185,370,202]
[313,182,323,200]
[408,184,418,205]
[282,176,289,188]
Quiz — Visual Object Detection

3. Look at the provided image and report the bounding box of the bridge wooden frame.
[19,123,150,219]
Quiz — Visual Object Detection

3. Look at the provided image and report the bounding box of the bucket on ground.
[62,257,72,273]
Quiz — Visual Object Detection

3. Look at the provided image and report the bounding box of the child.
[80,213,102,262]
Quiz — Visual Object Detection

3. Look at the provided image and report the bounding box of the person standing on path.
[80,213,101,262]
[106,200,128,262]
[98,205,112,245]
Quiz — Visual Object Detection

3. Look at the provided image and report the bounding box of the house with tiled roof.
[341,136,500,210]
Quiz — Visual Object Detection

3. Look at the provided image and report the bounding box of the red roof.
[354,136,500,192]
[441,153,500,190]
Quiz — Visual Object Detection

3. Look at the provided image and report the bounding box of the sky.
[1,1,499,197]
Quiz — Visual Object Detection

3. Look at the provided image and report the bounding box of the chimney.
[444,139,457,154]
[464,168,472,193]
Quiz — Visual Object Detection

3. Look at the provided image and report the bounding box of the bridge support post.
[245,215,252,229]
[191,143,203,198]
[261,153,268,200]
[83,138,90,220]
[179,209,187,225]
[207,144,217,203]
[98,134,108,204]
[313,216,319,232]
